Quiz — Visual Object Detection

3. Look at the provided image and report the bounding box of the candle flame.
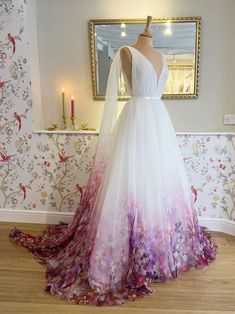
[62,87,65,93]
[71,95,74,100]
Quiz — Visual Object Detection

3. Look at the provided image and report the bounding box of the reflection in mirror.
[89,18,201,100]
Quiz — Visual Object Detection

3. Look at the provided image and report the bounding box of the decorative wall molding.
[1,208,235,236]
[32,130,235,135]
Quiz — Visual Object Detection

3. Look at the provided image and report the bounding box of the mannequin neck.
[135,34,153,47]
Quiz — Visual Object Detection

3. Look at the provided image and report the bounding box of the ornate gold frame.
[89,17,201,100]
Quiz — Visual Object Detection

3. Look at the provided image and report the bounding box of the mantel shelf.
[33,130,235,135]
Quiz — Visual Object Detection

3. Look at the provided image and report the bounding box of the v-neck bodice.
[120,45,169,98]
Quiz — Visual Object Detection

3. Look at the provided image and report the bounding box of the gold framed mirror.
[89,17,201,100]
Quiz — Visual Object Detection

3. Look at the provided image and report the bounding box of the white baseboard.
[197,217,235,236]
[0,208,74,225]
[1,208,235,236]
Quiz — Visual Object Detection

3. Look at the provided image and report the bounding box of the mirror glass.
[89,18,201,100]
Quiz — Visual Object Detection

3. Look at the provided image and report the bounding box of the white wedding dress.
[9,45,217,306]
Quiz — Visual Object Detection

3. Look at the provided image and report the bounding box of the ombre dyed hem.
[9,215,217,306]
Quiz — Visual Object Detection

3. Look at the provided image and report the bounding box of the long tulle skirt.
[9,97,218,306]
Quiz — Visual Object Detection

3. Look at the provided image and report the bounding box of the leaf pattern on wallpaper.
[0,0,14,15]
[180,135,235,220]
[0,0,235,220]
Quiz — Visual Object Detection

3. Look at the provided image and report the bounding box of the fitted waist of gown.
[131,96,161,100]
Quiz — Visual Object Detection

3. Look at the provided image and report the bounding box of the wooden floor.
[0,222,235,314]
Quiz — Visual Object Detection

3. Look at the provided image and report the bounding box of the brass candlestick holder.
[45,88,96,132]
[71,116,76,129]
[46,115,97,131]
[62,112,67,130]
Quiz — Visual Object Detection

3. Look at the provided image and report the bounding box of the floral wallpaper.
[180,134,235,220]
[0,0,235,222]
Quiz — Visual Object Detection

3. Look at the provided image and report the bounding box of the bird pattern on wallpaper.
[0,0,235,221]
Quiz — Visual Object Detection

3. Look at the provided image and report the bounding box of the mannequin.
[120,16,163,88]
